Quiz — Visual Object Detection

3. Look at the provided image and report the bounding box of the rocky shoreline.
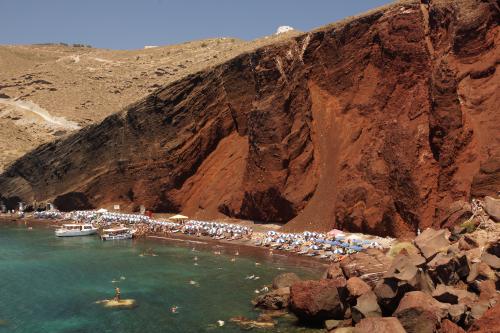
[1,196,499,332]
[252,221,500,332]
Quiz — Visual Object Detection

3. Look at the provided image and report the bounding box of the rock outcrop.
[0,0,499,236]
[256,224,499,331]
[290,280,345,324]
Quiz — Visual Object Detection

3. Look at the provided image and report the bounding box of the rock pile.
[255,225,499,332]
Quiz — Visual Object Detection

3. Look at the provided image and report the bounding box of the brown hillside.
[0,33,299,172]
[0,0,498,237]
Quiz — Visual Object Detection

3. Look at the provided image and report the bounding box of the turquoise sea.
[0,224,321,333]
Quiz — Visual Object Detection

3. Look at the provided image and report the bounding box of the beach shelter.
[169,214,189,223]
[327,229,345,238]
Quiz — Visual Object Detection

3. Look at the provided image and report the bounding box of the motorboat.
[100,227,134,240]
[55,224,98,237]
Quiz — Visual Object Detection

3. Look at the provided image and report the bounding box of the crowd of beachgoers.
[31,210,393,260]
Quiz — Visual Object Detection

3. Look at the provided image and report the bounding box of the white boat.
[101,227,134,240]
[55,224,98,237]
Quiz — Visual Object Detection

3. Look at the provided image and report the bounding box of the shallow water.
[0,224,321,333]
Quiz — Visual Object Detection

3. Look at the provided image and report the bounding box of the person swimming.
[171,306,179,313]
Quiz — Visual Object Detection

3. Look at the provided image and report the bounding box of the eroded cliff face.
[1,0,498,237]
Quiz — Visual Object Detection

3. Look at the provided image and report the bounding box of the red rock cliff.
[1,0,498,237]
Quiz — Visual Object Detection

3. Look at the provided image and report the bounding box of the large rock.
[480,252,500,270]
[467,301,500,333]
[374,277,414,316]
[432,284,478,306]
[290,280,344,324]
[340,249,392,287]
[477,280,497,302]
[323,263,346,280]
[351,291,382,324]
[353,317,406,333]
[346,277,372,301]
[254,287,290,310]
[467,262,497,284]
[448,303,467,324]
[484,196,500,222]
[272,272,301,289]
[394,291,449,333]
[414,228,451,260]
[385,251,425,286]
[427,252,470,285]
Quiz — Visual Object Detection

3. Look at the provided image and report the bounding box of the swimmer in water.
[171,306,179,313]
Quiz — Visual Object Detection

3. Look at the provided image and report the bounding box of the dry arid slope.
[0,0,498,237]
[0,34,299,172]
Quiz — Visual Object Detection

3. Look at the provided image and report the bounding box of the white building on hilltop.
[275,26,295,35]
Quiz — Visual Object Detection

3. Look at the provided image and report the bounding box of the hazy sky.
[1,0,392,50]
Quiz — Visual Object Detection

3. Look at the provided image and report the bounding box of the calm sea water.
[0,224,321,333]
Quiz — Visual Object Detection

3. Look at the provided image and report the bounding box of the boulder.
[254,287,290,310]
[290,280,344,324]
[394,291,449,333]
[427,252,470,285]
[351,291,382,324]
[323,263,346,280]
[385,253,418,282]
[374,277,414,315]
[340,249,392,287]
[384,251,426,287]
[484,196,500,222]
[448,303,467,324]
[346,277,372,300]
[467,262,497,283]
[432,284,478,305]
[477,280,497,302]
[354,317,406,333]
[480,252,500,270]
[440,319,466,333]
[467,300,500,333]
[414,228,451,260]
[272,272,301,289]
[415,269,436,294]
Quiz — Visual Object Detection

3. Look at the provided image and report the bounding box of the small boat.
[101,227,134,240]
[55,224,98,237]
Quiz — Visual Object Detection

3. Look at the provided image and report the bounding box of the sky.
[1,0,392,50]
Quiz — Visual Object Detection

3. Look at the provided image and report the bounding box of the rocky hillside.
[0,0,498,237]
[0,33,298,171]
